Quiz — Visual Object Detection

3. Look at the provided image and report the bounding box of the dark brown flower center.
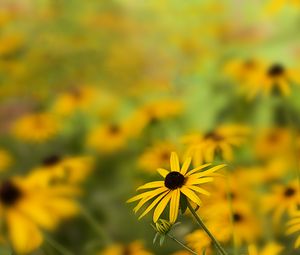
[268,64,285,77]
[205,131,223,141]
[0,180,22,206]
[122,246,130,255]
[42,155,61,166]
[233,213,243,222]
[164,171,185,190]
[109,124,121,135]
[284,187,296,197]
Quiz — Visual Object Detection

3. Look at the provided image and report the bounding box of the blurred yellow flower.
[263,180,299,222]
[184,125,249,164]
[12,113,59,143]
[185,230,212,254]
[127,152,225,223]
[0,34,24,57]
[138,142,177,173]
[0,149,12,172]
[0,174,79,254]
[247,242,283,255]
[99,241,153,255]
[29,155,94,185]
[87,122,130,153]
[52,86,98,116]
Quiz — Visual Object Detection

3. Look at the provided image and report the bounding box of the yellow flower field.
[1,0,300,254]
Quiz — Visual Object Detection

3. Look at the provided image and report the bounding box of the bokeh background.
[2,0,300,255]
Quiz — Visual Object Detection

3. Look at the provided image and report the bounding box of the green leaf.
[159,235,166,246]
[202,248,206,255]
[153,233,160,244]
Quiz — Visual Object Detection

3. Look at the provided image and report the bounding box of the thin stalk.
[167,233,198,255]
[187,201,228,255]
[44,234,74,255]
[79,205,111,245]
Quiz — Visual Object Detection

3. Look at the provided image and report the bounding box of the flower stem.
[187,201,228,255]
[44,234,74,255]
[79,205,111,245]
[167,233,197,255]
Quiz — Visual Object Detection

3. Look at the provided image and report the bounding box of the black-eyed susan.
[87,122,129,153]
[185,230,212,255]
[12,112,59,143]
[99,241,153,255]
[254,127,292,160]
[0,174,79,254]
[0,149,12,172]
[29,155,94,185]
[266,0,300,14]
[287,210,300,248]
[263,180,300,222]
[251,63,300,98]
[127,152,225,223]
[52,85,98,116]
[247,242,283,255]
[183,125,249,163]
[138,141,177,173]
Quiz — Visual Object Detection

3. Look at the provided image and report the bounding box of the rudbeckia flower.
[12,113,59,143]
[87,123,129,153]
[249,63,300,98]
[127,152,225,223]
[52,85,98,116]
[263,180,300,222]
[29,154,94,185]
[247,242,283,255]
[0,174,79,254]
[138,141,177,173]
[99,241,153,255]
[183,125,249,163]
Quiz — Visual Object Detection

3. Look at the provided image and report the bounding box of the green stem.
[187,201,228,255]
[79,205,111,245]
[167,233,198,255]
[44,234,74,255]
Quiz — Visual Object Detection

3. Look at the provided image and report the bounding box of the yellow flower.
[99,241,153,255]
[185,230,212,254]
[87,123,129,153]
[247,242,283,255]
[0,174,79,254]
[52,86,98,116]
[263,180,299,222]
[254,63,300,97]
[183,125,249,163]
[28,155,94,185]
[12,113,59,143]
[0,149,12,172]
[138,142,177,173]
[254,128,292,160]
[224,58,264,87]
[127,152,225,223]
[287,210,300,248]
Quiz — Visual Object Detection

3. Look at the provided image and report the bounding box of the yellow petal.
[157,168,169,178]
[133,187,168,213]
[180,187,202,207]
[185,177,214,185]
[170,152,180,172]
[180,157,191,175]
[7,209,43,254]
[137,181,164,190]
[188,186,210,196]
[153,192,173,222]
[185,163,212,176]
[169,189,180,223]
[138,191,169,220]
[127,187,167,203]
